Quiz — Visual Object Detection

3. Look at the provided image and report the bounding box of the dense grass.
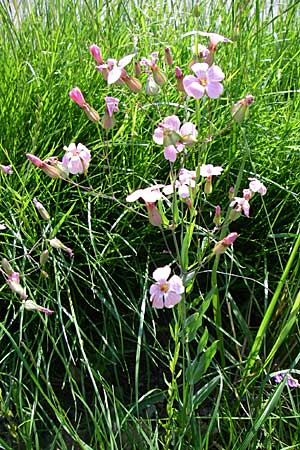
[0,0,300,448]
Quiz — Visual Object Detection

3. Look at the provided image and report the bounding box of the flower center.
[159,282,169,293]
[200,79,207,86]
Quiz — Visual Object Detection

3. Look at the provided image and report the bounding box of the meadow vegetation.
[0,0,300,448]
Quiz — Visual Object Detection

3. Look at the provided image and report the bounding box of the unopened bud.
[40,250,49,266]
[84,104,100,123]
[213,205,222,226]
[193,3,200,17]
[175,66,185,92]
[23,300,54,315]
[123,75,142,92]
[49,238,74,257]
[134,61,142,77]
[228,186,235,200]
[89,44,103,64]
[164,47,173,66]
[152,67,167,86]
[145,75,160,96]
[33,198,50,220]
[204,177,212,195]
[232,94,255,123]
[213,232,238,255]
[145,202,162,226]
[101,112,116,129]
[7,278,27,299]
[1,258,14,275]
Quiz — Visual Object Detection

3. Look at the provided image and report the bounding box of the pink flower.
[0,164,13,174]
[126,185,164,226]
[183,63,224,99]
[248,177,267,196]
[89,44,103,64]
[153,115,198,162]
[230,197,250,217]
[105,97,119,117]
[126,185,164,203]
[62,143,91,175]
[200,164,223,177]
[149,266,184,309]
[97,54,135,85]
[199,32,232,52]
[69,87,87,108]
[200,164,223,194]
[163,169,196,198]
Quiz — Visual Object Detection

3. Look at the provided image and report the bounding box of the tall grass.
[0,0,300,448]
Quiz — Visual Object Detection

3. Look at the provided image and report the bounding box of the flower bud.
[175,66,185,92]
[213,232,238,255]
[84,104,100,123]
[33,198,50,220]
[193,3,200,17]
[89,44,103,64]
[134,61,142,77]
[232,94,255,123]
[40,250,49,266]
[0,164,13,174]
[213,205,222,226]
[1,258,14,275]
[23,300,54,315]
[152,67,167,86]
[123,75,142,92]
[69,87,87,108]
[145,75,160,96]
[228,186,235,200]
[145,202,162,226]
[164,47,173,66]
[49,238,74,257]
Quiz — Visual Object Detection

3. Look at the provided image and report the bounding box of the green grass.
[0,0,300,448]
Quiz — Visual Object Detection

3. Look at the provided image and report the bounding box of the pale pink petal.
[141,188,162,202]
[164,145,177,162]
[178,184,190,198]
[164,291,181,308]
[180,122,198,139]
[107,67,122,84]
[190,62,209,78]
[126,189,143,202]
[169,275,184,294]
[207,65,225,82]
[183,76,205,99]
[153,127,164,145]
[175,143,185,153]
[118,54,135,68]
[150,285,164,308]
[68,157,83,174]
[162,115,181,132]
[206,81,224,99]
[153,266,171,281]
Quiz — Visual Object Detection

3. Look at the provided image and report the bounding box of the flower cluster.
[230,177,267,220]
[153,115,198,162]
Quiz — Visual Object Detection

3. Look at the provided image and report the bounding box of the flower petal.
[107,67,122,85]
[207,65,225,82]
[118,53,135,68]
[206,81,224,99]
[152,266,171,282]
[164,145,177,162]
[164,291,181,308]
[183,76,205,99]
